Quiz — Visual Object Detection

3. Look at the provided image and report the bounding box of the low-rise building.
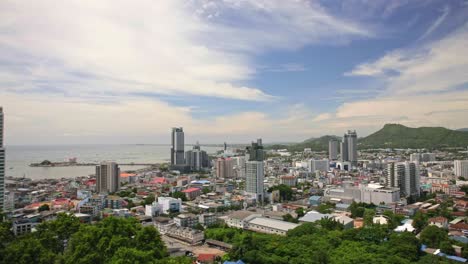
[246,217,299,236]
[199,213,217,227]
[429,216,449,229]
[182,187,201,200]
[174,213,199,228]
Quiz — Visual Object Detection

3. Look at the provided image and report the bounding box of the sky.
[1,0,468,145]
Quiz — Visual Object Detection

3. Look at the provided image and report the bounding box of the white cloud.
[418,5,450,40]
[346,23,468,95]
[0,0,370,102]
[328,22,468,135]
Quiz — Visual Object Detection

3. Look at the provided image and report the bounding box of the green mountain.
[268,135,340,152]
[359,124,468,149]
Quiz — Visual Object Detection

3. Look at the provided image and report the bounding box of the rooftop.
[248,217,299,231]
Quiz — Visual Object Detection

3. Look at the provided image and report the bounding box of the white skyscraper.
[245,161,264,202]
[96,162,120,193]
[0,107,4,210]
[454,160,468,178]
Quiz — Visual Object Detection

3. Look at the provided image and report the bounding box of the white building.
[324,184,400,204]
[96,162,120,193]
[158,196,182,214]
[454,160,468,178]
[280,175,296,187]
[245,161,264,201]
[308,159,329,172]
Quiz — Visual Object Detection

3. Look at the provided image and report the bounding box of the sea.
[4,144,223,180]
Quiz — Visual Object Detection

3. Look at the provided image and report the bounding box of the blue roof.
[224,261,245,264]
[336,203,350,209]
[309,196,322,201]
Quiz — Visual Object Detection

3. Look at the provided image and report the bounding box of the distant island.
[30,160,157,167]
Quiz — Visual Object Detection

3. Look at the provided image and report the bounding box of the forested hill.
[359,124,468,149]
[267,124,468,151]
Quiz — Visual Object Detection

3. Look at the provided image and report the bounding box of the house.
[373,215,389,225]
[309,196,322,206]
[394,219,416,233]
[197,253,216,264]
[428,216,449,229]
[174,213,199,228]
[182,187,201,200]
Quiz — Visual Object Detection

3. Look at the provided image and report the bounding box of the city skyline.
[1,1,468,145]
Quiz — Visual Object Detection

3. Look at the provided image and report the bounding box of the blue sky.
[1,0,468,145]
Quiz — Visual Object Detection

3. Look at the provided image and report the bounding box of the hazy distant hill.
[268,135,340,152]
[457,128,468,132]
[359,124,468,149]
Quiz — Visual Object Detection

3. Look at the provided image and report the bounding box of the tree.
[412,211,426,231]
[460,185,468,193]
[202,187,211,194]
[268,184,293,201]
[143,194,155,206]
[194,223,205,231]
[171,191,187,201]
[419,225,449,248]
[38,204,50,212]
[295,207,305,218]
[363,209,376,226]
[282,213,299,223]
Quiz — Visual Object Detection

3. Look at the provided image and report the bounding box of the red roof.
[150,177,167,184]
[197,254,216,262]
[182,187,200,193]
[121,173,137,178]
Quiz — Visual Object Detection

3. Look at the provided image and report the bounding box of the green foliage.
[268,184,293,201]
[295,207,305,218]
[194,223,205,231]
[206,221,427,264]
[460,185,468,193]
[0,215,184,264]
[317,202,335,214]
[412,211,427,231]
[419,225,450,249]
[360,123,468,149]
[171,191,187,201]
[38,204,50,212]
[142,194,155,206]
[282,213,299,223]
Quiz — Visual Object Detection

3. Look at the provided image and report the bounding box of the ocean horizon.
[5,144,223,179]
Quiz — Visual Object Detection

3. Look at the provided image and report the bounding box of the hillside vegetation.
[268,124,468,151]
[359,124,468,149]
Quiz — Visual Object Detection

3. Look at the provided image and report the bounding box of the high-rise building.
[328,139,339,160]
[385,163,398,188]
[410,153,436,163]
[246,139,264,161]
[308,159,330,172]
[340,130,358,166]
[0,107,4,210]
[96,162,120,193]
[185,142,209,171]
[454,160,468,178]
[171,127,185,165]
[245,161,264,202]
[394,162,420,198]
[216,157,234,178]
[233,156,246,178]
